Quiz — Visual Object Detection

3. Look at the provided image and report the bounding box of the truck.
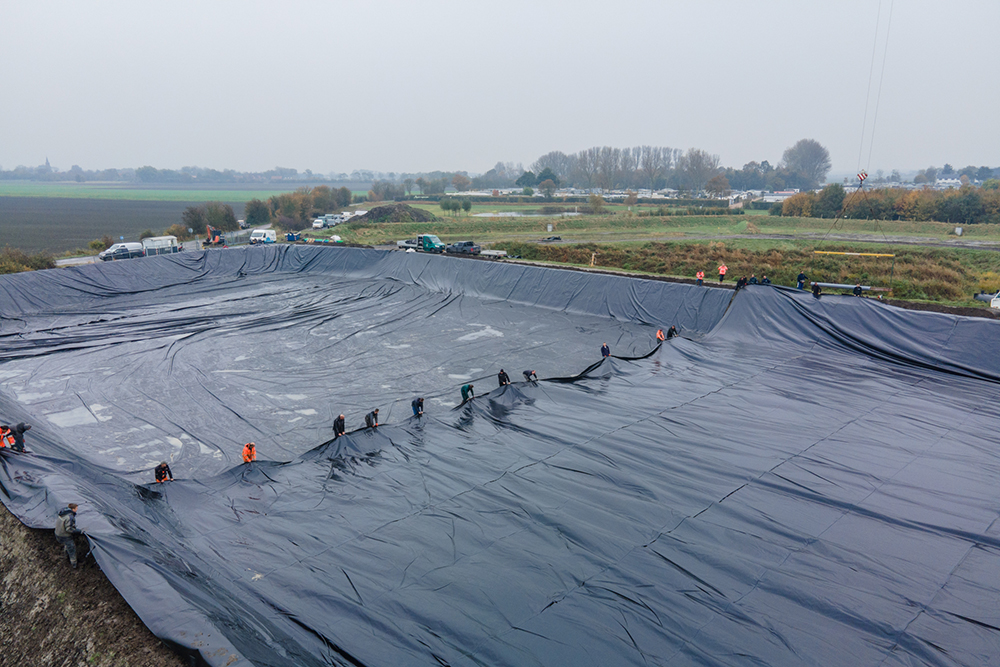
[142,235,180,256]
[446,241,481,255]
[98,242,145,261]
[416,234,446,253]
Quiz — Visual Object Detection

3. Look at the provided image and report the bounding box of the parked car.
[540,236,562,242]
[98,242,145,261]
[446,241,481,255]
[249,229,277,245]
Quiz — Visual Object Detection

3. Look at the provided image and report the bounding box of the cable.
[866,0,895,170]
[857,0,883,173]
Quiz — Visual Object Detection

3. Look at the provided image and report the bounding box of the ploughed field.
[0,196,247,253]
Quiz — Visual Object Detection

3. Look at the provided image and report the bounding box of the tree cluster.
[777,184,1000,225]
[440,198,472,215]
[181,202,240,234]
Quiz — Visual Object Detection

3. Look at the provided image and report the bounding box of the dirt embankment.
[0,504,186,667]
[354,203,436,223]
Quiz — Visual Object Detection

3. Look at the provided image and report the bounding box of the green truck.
[417,234,445,252]
[398,234,446,252]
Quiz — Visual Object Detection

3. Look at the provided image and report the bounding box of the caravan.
[142,235,180,256]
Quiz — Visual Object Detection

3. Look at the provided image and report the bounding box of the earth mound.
[354,203,436,223]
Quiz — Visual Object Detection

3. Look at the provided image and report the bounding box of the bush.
[139,229,155,240]
[89,236,113,251]
[0,247,55,274]
[164,224,193,241]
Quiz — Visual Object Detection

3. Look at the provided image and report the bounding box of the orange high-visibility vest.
[696,271,704,280]
[0,429,11,448]
[242,443,256,463]
[656,329,665,341]
[718,265,728,275]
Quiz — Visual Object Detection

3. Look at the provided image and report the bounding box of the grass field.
[308,210,1000,305]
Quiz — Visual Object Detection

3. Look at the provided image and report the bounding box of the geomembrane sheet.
[1,246,999,666]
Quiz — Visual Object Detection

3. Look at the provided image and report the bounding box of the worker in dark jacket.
[601,343,610,357]
[797,272,808,290]
[154,461,173,483]
[365,409,379,428]
[748,274,758,285]
[10,423,30,452]
[522,370,537,382]
[854,283,863,296]
[54,503,81,568]
[497,369,510,386]
[460,384,474,402]
[812,283,822,298]
[411,398,424,416]
[761,275,771,285]
[333,414,346,437]
[666,325,678,339]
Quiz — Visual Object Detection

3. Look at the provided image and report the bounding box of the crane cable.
[823,0,895,244]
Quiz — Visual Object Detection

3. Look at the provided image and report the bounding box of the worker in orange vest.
[718,264,728,283]
[242,442,257,463]
[0,425,12,448]
[656,329,665,342]
[696,270,704,286]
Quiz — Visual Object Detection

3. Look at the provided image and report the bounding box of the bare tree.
[575,147,601,189]
[639,146,667,193]
[596,146,622,192]
[531,151,574,185]
[680,148,721,192]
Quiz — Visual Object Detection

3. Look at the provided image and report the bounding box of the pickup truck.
[446,241,480,255]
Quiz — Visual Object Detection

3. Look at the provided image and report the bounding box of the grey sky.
[2,0,997,176]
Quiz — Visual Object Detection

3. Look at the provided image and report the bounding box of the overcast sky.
[2,0,997,176]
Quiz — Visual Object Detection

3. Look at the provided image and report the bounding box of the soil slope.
[0,504,186,667]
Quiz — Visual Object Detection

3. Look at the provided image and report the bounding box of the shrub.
[89,235,113,251]
[0,247,55,274]
[164,224,193,241]
[139,229,155,239]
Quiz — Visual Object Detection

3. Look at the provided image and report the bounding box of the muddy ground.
[0,504,187,667]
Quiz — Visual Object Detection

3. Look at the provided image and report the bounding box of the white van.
[141,235,180,256]
[249,229,277,245]
[98,242,145,261]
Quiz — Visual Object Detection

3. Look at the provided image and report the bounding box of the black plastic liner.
[2,246,1000,666]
